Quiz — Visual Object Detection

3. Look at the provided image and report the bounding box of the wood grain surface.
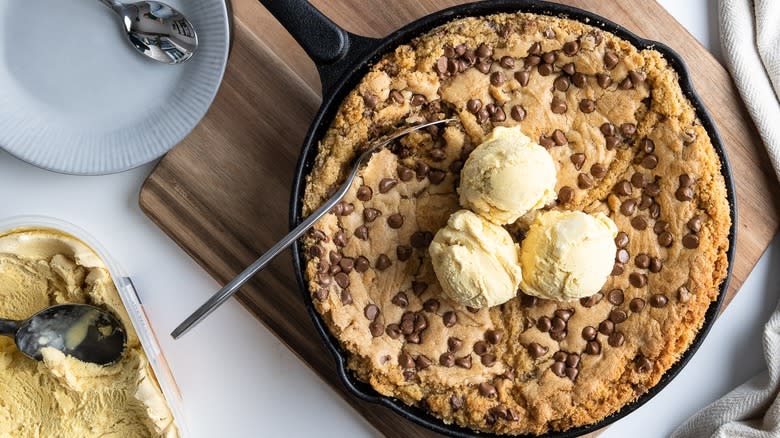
[139,1,780,436]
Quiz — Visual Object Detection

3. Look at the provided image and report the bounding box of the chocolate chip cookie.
[301,11,731,435]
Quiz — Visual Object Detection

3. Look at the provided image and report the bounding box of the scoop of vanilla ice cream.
[520,210,618,300]
[459,126,557,225]
[429,210,522,308]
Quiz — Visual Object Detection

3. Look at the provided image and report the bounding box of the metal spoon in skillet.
[0,304,127,365]
[172,118,456,339]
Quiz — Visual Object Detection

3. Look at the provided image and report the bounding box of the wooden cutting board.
[140,0,780,436]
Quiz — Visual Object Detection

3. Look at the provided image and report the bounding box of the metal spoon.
[171,118,456,339]
[0,304,127,365]
[100,0,198,64]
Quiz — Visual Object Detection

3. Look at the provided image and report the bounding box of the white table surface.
[1,0,778,436]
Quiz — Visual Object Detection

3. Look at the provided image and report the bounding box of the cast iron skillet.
[259,0,738,436]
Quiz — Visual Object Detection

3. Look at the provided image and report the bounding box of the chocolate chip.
[580,293,603,308]
[399,352,415,369]
[515,70,530,86]
[597,73,612,88]
[565,367,579,381]
[629,272,647,287]
[499,56,515,69]
[558,186,574,203]
[527,342,548,359]
[520,293,537,307]
[354,225,369,240]
[449,394,463,410]
[473,341,488,356]
[629,297,645,312]
[635,254,650,269]
[476,61,492,74]
[408,95,427,108]
[688,215,702,232]
[580,327,597,342]
[618,77,633,90]
[552,129,568,146]
[570,153,586,170]
[375,254,392,270]
[551,97,568,114]
[392,292,409,308]
[476,43,492,58]
[551,361,566,377]
[676,187,694,202]
[550,317,566,333]
[448,337,463,352]
[449,160,464,173]
[542,51,558,64]
[631,216,648,230]
[413,313,428,332]
[363,93,379,109]
[539,135,555,149]
[599,320,615,335]
[455,355,472,369]
[639,195,653,210]
[387,213,404,229]
[650,294,668,308]
[635,356,652,373]
[586,340,602,355]
[378,178,398,193]
[605,136,622,150]
[620,199,637,216]
[481,354,497,367]
[578,173,594,189]
[538,63,554,76]
[410,231,433,248]
[566,353,580,368]
[562,62,576,75]
[604,51,620,69]
[314,287,329,301]
[486,330,503,344]
[543,27,556,39]
[490,71,507,86]
[356,186,373,202]
[579,99,596,113]
[311,229,327,242]
[479,382,497,398]
[608,331,625,347]
[612,262,625,276]
[309,245,323,258]
[442,311,457,327]
[616,248,630,264]
[396,167,414,182]
[394,246,412,262]
[613,180,632,196]
[334,272,350,289]
[553,351,567,362]
[601,123,617,137]
[629,70,646,85]
[638,139,655,155]
[386,324,401,339]
[364,304,379,321]
[609,309,628,324]
[362,208,380,223]
[422,298,439,313]
[678,286,691,303]
[415,355,433,370]
[641,155,658,169]
[537,316,552,332]
[682,233,700,249]
[355,256,370,272]
[649,257,663,273]
[607,289,624,305]
[510,105,526,121]
[562,40,580,56]
[439,352,455,367]
[369,321,384,337]
[467,99,482,113]
[572,73,587,88]
[554,76,570,91]
[489,106,506,122]
[333,230,347,247]
[475,108,489,124]
[615,232,630,248]
[435,56,449,76]
[415,161,430,178]
[389,89,404,104]
[412,280,428,296]
[620,123,637,137]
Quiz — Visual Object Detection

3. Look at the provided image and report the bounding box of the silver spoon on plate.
[0,304,127,365]
[100,0,198,64]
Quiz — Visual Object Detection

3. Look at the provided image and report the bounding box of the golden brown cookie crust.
[301,12,730,435]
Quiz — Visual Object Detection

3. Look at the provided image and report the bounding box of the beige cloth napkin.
[672,0,780,437]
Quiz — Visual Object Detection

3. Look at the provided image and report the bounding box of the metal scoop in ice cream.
[0,304,127,365]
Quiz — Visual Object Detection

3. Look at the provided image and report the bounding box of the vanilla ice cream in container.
[0,216,187,437]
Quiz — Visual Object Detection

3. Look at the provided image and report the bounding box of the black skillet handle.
[259,0,381,98]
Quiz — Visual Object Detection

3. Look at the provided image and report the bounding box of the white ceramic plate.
[0,0,230,175]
